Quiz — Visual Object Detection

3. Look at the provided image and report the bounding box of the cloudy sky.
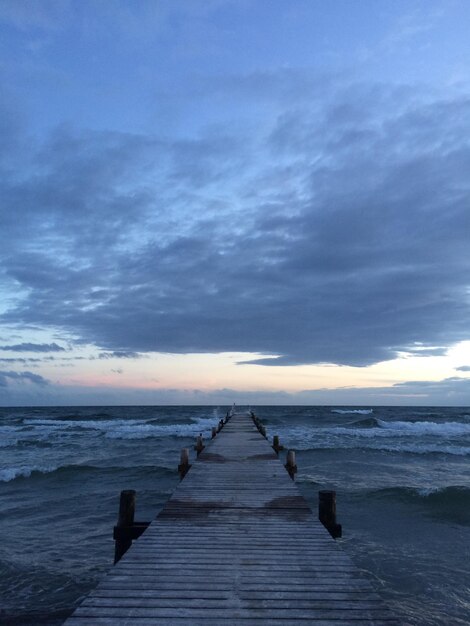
[1,0,470,406]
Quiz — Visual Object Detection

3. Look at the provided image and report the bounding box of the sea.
[0,405,469,625]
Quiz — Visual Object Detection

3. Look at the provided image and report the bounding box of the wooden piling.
[211,426,217,439]
[285,449,297,479]
[319,490,342,539]
[114,490,135,564]
[178,448,191,480]
[272,434,284,453]
[194,433,205,456]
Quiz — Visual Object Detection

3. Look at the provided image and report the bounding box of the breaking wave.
[377,420,470,436]
[345,417,381,428]
[278,418,470,456]
[332,409,374,415]
[341,418,470,436]
[0,462,174,483]
[0,464,74,482]
[16,415,218,441]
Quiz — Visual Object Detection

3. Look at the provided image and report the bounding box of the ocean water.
[0,406,469,625]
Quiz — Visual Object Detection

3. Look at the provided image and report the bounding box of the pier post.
[218,419,224,432]
[114,490,135,564]
[194,434,205,456]
[178,448,191,480]
[211,426,217,439]
[285,450,297,479]
[272,435,284,454]
[318,490,342,539]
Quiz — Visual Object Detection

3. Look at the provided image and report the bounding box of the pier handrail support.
[319,490,342,539]
[113,490,150,564]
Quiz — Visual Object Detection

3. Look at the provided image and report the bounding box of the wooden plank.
[72,605,397,619]
[64,412,398,624]
[66,615,394,626]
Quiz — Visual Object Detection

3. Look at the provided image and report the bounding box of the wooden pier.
[65,412,397,625]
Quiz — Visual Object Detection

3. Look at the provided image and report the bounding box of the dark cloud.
[456,366,470,372]
[0,342,65,352]
[98,351,142,359]
[0,370,49,387]
[1,75,470,367]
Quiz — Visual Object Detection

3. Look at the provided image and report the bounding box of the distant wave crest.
[18,415,218,441]
[332,409,373,415]
[345,417,381,428]
[276,417,470,455]
[0,462,175,483]
[377,419,470,436]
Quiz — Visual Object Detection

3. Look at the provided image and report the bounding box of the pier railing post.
[272,435,284,454]
[194,433,205,456]
[211,426,217,439]
[285,450,297,479]
[114,490,135,564]
[318,490,342,539]
[178,448,191,480]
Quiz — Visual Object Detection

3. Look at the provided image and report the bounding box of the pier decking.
[65,413,397,625]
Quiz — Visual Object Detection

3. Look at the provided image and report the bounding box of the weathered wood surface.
[64,413,398,625]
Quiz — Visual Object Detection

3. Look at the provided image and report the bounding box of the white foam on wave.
[105,416,216,440]
[285,419,470,440]
[365,442,470,456]
[377,420,470,436]
[417,486,443,496]
[0,464,61,482]
[332,409,373,415]
[23,418,150,430]
[275,421,470,455]
[20,415,217,440]
[294,437,469,456]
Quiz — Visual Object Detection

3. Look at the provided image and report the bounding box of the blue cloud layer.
[2,74,470,368]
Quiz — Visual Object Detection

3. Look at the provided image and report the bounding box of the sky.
[1,0,470,406]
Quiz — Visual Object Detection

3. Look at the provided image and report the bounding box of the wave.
[0,438,18,448]
[18,415,218,440]
[276,423,470,455]
[0,462,175,483]
[303,441,470,456]
[377,420,470,436]
[369,485,470,501]
[282,419,470,440]
[345,417,381,428]
[105,416,216,440]
[22,417,150,430]
[332,409,373,415]
[365,486,470,525]
[339,418,470,436]
[0,464,69,482]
